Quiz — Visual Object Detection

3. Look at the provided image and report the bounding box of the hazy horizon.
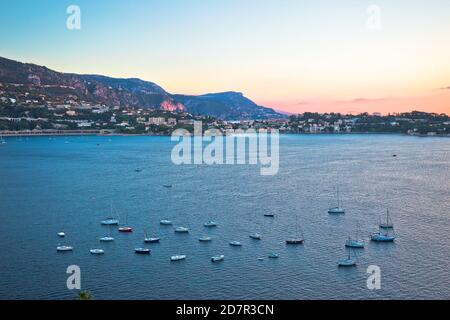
[1,0,450,115]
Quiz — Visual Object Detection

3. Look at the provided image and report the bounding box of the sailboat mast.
[337,186,340,208]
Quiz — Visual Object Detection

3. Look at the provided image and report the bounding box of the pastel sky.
[1,0,450,114]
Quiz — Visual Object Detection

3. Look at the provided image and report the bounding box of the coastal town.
[0,92,449,137]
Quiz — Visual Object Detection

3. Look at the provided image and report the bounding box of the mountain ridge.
[0,56,284,120]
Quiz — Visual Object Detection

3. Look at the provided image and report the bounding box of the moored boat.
[328,186,345,214]
[211,255,225,263]
[171,255,186,261]
[249,233,262,240]
[135,248,151,254]
[338,251,356,267]
[57,245,73,252]
[345,222,365,248]
[101,218,119,226]
[199,236,212,242]
[160,219,172,226]
[371,224,396,242]
[204,221,218,228]
[99,236,114,242]
[175,227,189,233]
[371,232,395,242]
[90,249,105,255]
[101,202,120,225]
[286,239,304,245]
[144,237,160,243]
[379,209,394,229]
[345,238,365,248]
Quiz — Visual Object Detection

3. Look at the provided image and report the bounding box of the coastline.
[1,130,449,138]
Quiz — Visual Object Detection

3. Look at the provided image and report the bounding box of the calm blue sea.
[0,134,449,300]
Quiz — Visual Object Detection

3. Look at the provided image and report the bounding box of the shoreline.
[1,131,449,138]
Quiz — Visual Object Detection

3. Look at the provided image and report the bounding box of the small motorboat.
[174,227,189,233]
[268,253,279,259]
[90,249,105,255]
[99,236,115,242]
[171,255,186,261]
[101,218,119,226]
[160,219,173,226]
[229,241,242,247]
[345,238,365,249]
[118,227,133,233]
[264,213,275,217]
[204,221,218,228]
[286,239,304,245]
[135,168,142,173]
[199,236,212,242]
[338,252,356,267]
[135,248,151,254]
[163,184,173,188]
[211,255,225,263]
[328,207,345,214]
[249,233,262,240]
[144,237,161,243]
[257,257,265,261]
[57,245,73,252]
[57,232,66,237]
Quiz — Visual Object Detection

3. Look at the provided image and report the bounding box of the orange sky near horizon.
[260,90,450,115]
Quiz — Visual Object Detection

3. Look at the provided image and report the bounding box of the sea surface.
[0,134,449,300]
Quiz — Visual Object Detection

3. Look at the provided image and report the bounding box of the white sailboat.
[143,229,160,243]
[338,250,357,267]
[0,136,6,145]
[99,225,115,242]
[101,201,119,226]
[286,214,304,245]
[379,209,394,229]
[328,186,345,214]
[345,222,365,248]
[371,226,396,242]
